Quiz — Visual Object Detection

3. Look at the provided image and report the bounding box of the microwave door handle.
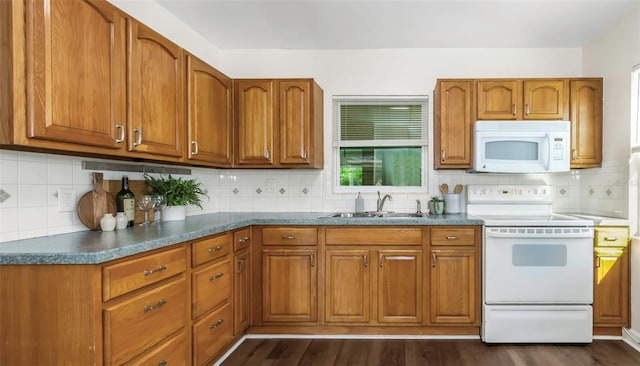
[543,134,551,170]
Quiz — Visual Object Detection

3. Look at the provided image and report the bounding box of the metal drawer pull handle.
[432,253,437,268]
[208,245,223,253]
[115,124,125,143]
[603,237,618,241]
[209,272,224,281]
[446,236,460,240]
[143,299,167,313]
[143,265,167,276]
[282,235,296,240]
[133,128,142,146]
[209,319,224,329]
[158,360,167,366]
[239,237,250,243]
[595,255,601,268]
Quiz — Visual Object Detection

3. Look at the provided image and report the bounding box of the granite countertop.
[0,212,481,265]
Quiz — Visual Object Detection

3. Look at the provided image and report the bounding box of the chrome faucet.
[416,199,422,215]
[377,191,392,212]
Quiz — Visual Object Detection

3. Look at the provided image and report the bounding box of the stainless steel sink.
[318,212,424,219]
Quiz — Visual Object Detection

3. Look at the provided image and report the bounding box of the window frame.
[631,63,640,152]
[332,95,429,194]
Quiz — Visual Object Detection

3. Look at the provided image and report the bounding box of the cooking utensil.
[440,183,449,194]
[77,172,116,230]
[454,184,463,194]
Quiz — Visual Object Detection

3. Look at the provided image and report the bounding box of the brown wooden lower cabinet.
[429,248,477,324]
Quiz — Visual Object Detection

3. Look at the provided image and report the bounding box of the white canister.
[443,193,461,214]
[115,212,128,230]
[100,213,116,231]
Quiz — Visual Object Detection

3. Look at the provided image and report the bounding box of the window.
[333,96,428,192]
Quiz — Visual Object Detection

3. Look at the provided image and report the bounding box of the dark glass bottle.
[116,175,135,227]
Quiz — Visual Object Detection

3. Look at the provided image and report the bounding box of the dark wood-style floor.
[220,338,640,366]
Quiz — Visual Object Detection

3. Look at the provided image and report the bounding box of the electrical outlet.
[57,188,76,212]
[266,179,276,193]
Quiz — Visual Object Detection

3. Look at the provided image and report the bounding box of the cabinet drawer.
[325,228,422,245]
[430,227,477,246]
[595,227,629,247]
[234,228,251,251]
[103,247,186,301]
[193,302,233,366]
[192,259,232,319]
[104,278,186,365]
[262,227,318,245]
[124,331,187,366]
[192,233,232,267]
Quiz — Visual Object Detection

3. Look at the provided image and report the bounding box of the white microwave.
[472,121,570,173]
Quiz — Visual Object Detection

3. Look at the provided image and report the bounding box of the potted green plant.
[144,174,208,221]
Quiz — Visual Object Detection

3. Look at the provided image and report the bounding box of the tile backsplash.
[0,150,629,243]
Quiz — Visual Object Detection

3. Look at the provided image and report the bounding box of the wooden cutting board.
[77,173,116,230]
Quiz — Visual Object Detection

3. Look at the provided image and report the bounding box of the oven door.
[484,227,594,304]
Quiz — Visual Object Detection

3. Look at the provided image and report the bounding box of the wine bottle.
[116,175,135,227]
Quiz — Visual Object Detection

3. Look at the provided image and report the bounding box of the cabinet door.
[128,20,184,158]
[233,249,251,335]
[377,250,422,324]
[325,249,370,323]
[523,80,568,120]
[234,80,275,166]
[429,248,478,325]
[262,249,317,322]
[570,79,603,168]
[434,80,473,168]
[26,0,126,149]
[477,80,521,119]
[594,247,629,327]
[279,80,312,165]
[186,54,232,166]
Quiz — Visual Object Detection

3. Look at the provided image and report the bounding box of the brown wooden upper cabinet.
[570,79,603,168]
[234,79,324,168]
[2,0,184,162]
[434,78,602,169]
[186,53,233,167]
[127,20,184,159]
[434,80,474,169]
[4,0,127,152]
[476,79,569,120]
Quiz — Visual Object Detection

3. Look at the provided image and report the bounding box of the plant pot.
[162,205,186,221]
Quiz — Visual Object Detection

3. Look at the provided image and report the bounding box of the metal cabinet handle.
[572,149,577,160]
[603,237,618,241]
[512,104,517,115]
[191,140,199,155]
[143,299,167,313]
[525,104,530,116]
[441,149,446,162]
[238,237,250,243]
[208,272,224,281]
[143,265,166,276]
[265,149,271,160]
[379,254,383,268]
[302,149,308,160]
[209,319,224,329]
[432,253,437,268]
[115,124,125,143]
[158,360,167,366]
[595,255,601,268]
[237,258,245,274]
[310,253,315,267]
[133,128,142,146]
[282,235,296,240]
[446,236,460,240]
[363,254,368,268]
[208,245,223,253]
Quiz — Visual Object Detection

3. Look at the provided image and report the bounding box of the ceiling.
[156,0,640,50]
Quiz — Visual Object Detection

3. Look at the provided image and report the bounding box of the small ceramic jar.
[100,213,116,231]
[115,212,128,230]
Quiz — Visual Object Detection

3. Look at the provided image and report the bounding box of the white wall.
[583,3,640,344]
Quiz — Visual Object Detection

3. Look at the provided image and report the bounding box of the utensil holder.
[444,193,461,214]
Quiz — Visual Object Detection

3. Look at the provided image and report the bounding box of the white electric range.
[467,185,595,343]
